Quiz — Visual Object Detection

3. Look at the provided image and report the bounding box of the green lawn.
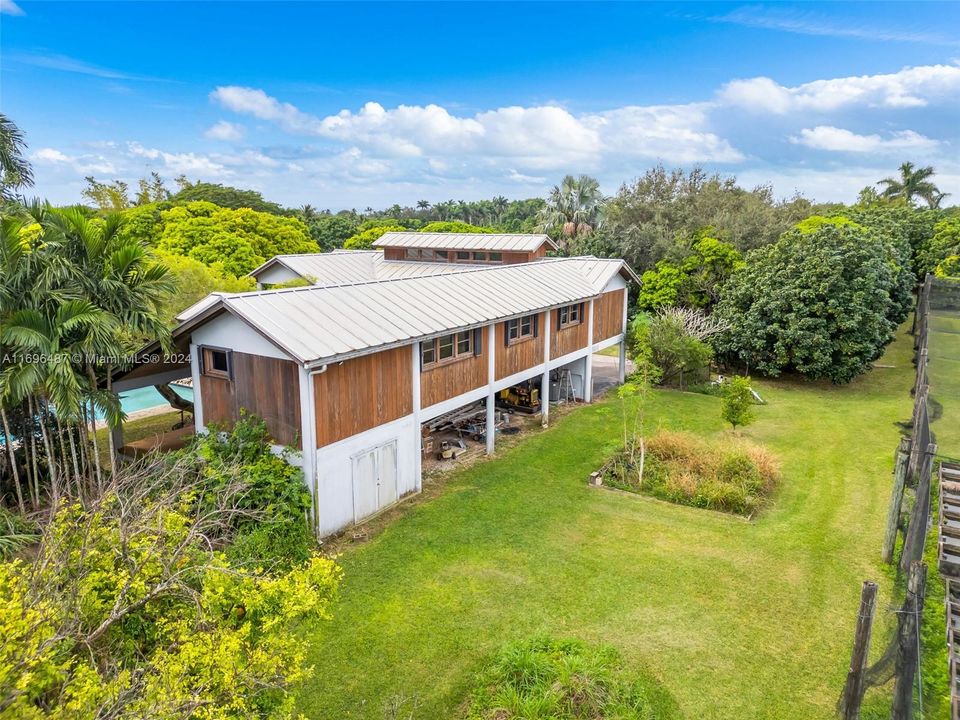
[297,325,916,719]
[928,310,960,461]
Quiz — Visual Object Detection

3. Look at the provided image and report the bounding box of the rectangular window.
[202,347,231,379]
[456,251,471,261]
[421,341,436,366]
[506,314,536,344]
[421,331,476,369]
[405,248,419,260]
[421,249,436,260]
[472,251,487,262]
[436,250,448,260]
[558,303,583,329]
[456,330,472,354]
[489,251,503,262]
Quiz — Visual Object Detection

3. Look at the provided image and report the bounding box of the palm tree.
[0,113,33,201]
[416,199,431,215]
[537,175,605,249]
[878,162,947,208]
[492,195,508,224]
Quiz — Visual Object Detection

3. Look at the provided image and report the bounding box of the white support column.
[584,299,595,403]
[411,342,423,489]
[541,309,551,427]
[189,343,205,432]
[298,365,320,537]
[486,323,496,455]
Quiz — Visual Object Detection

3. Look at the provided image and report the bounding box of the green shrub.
[466,636,678,720]
[606,430,779,515]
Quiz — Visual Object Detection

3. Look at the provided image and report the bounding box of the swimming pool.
[102,384,194,420]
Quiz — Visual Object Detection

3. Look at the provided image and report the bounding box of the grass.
[296,323,915,719]
[928,310,960,461]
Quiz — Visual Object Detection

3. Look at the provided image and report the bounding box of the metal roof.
[249,251,484,287]
[373,232,558,252]
[181,257,629,365]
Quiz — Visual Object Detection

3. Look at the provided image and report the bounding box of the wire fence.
[840,275,960,720]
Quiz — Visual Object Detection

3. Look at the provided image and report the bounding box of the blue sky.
[3,1,960,209]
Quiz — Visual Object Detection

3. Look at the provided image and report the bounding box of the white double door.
[351,440,399,524]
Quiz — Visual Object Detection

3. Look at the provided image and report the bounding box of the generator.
[496,380,541,413]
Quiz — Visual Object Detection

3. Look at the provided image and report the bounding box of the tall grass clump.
[466,636,678,719]
[605,430,779,516]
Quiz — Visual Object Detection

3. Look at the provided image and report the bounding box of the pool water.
[118,384,193,415]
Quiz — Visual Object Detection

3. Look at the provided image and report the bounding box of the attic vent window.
[202,347,232,379]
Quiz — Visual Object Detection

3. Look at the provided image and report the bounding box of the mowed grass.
[297,324,914,720]
[928,311,960,461]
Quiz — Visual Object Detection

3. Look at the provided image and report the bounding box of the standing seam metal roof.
[187,257,627,364]
[372,232,557,252]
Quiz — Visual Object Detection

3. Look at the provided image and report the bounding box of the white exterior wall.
[191,313,291,361]
[253,264,303,288]
[314,413,419,536]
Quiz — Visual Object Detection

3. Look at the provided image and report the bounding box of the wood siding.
[199,351,302,448]
[551,309,590,359]
[380,243,551,265]
[420,344,487,408]
[313,346,412,448]
[383,247,405,261]
[495,314,545,379]
[593,290,625,342]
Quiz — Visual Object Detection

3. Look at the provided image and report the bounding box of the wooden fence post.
[891,562,928,720]
[839,580,879,720]
[883,444,911,564]
[901,443,937,573]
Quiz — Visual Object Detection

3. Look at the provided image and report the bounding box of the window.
[421,330,476,369]
[472,251,487,262]
[421,249,436,260]
[506,314,536,344]
[489,252,503,262]
[436,250,448,260]
[558,303,583,328]
[202,347,231,379]
[456,251,471,261]
[405,248,419,260]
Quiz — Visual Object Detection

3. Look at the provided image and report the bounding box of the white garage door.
[351,440,399,524]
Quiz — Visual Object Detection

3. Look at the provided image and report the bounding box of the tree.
[638,234,744,311]
[152,250,255,325]
[134,171,171,205]
[628,311,713,388]
[603,165,821,272]
[877,162,947,208]
[82,176,132,212]
[537,174,604,247]
[155,201,315,275]
[296,210,360,251]
[714,223,900,384]
[0,113,33,201]
[721,376,755,429]
[343,222,405,250]
[0,443,340,719]
[419,220,494,234]
[916,217,960,278]
[170,181,286,214]
[416,199,431,213]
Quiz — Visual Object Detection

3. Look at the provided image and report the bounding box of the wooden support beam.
[882,444,911,564]
[839,580,879,720]
[891,562,927,720]
[901,443,937,573]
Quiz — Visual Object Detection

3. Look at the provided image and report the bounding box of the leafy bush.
[191,416,313,569]
[628,312,712,387]
[419,220,494,233]
[606,430,779,515]
[714,222,902,384]
[343,222,406,250]
[466,636,677,720]
[0,463,340,720]
[637,235,744,312]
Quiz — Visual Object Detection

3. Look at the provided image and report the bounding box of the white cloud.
[127,142,228,175]
[0,0,24,16]
[204,120,245,141]
[790,126,939,153]
[719,63,960,113]
[34,148,72,163]
[211,86,742,167]
[33,147,115,174]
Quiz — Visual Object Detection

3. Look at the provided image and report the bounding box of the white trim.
[298,365,319,534]
[411,343,422,491]
[485,323,496,455]
[113,367,191,393]
[541,308,552,426]
[591,333,624,354]
[190,344,205,432]
[584,299,595,403]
